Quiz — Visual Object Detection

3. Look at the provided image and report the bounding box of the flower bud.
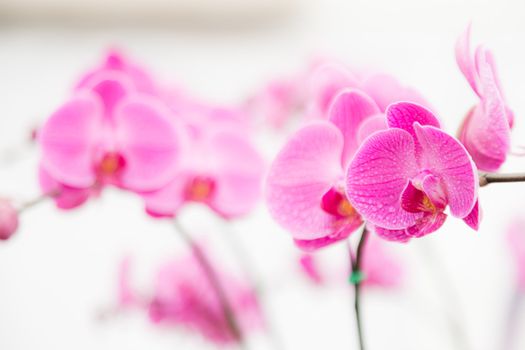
[0,199,19,240]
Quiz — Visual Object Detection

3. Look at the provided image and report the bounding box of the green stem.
[349,227,369,350]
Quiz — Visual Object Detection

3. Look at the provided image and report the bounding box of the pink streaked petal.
[362,73,431,112]
[115,96,182,192]
[356,114,387,145]
[413,123,477,218]
[38,166,92,210]
[309,63,360,116]
[406,212,447,238]
[208,131,265,219]
[455,23,480,95]
[386,102,440,136]
[464,50,511,171]
[328,89,381,167]
[39,93,101,187]
[346,128,420,230]
[294,214,362,251]
[372,226,411,243]
[400,181,429,213]
[462,199,481,230]
[266,122,344,240]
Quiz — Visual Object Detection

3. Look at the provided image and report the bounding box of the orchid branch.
[349,226,369,350]
[479,172,525,187]
[172,219,247,349]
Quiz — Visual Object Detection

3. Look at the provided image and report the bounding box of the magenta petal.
[386,102,440,136]
[400,181,428,213]
[413,124,477,218]
[406,212,447,238]
[84,72,133,118]
[38,166,91,210]
[462,200,481,230]
[356,114,387,145]
[346,129,420,230]
[266,122,344,240]
[455,24,480,95]
[462,50,510,171]
[208,131,265,218]
[361,73,431,112]
[142,172,189,217]
[328,89,380,167]
[293,225,355,252]
[372,226,411,243]
[39,93,100,187]
[115,97,182,192]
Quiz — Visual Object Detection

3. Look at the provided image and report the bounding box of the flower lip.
[185,176,216,202]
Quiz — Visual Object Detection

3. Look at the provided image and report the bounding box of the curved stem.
[479,172,525,187]
[349,226,369,350]
[18,189,60,213]
[215,217,284,350]
[172,219,247,349]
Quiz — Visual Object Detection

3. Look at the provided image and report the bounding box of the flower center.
[185,177,215,202]
[321,187,357,219]
[97,152,126,177]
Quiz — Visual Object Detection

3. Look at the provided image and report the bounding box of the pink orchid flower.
[299,234,403,288]
[38,73,182,207]
[309,62,431,118]
[0,198,19,241]
[456,25,514,171]
[346,102,479,242]
[145,250,263,345]
[507,219,525,292]
[266,88,390,250]
[143,125,264,219]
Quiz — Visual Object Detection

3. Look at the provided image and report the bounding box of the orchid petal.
[266,122,345,240]
[346,128,420,230]
[38,166,92,210]
[356,114,387,145]
[328,89,380,167]
[39,93,100,187]
[455,23,480,95]
[413,123,477,218]
[115,96,182,191]
[462,199,481,230]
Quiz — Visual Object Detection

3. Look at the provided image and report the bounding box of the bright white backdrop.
[1,0,525,349]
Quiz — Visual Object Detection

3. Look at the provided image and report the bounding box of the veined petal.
[386,102,440,137]
[455,23,480,95]
[346,128,420,230]
[462,199,481,230]
[39,93,101,187]
[406,212,447,238]
[372,226,411,243]
[294,219,361,252]
[265,122,345,240]
[328,89,380,167]
[413,123,477,218]
[115,96,182,192]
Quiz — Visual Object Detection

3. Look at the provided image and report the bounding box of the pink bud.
[0,199,19,240]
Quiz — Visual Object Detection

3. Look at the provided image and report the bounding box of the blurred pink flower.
[266,89,389,250]
[38,69,183,206]
[507,220,525,291]
[118,249,263,345]
[346,102,479,242]
[456,24,513,172]
[0,198,19,241]
[299,234,403,289]
[309,62,431,118]
[143,127,264,219]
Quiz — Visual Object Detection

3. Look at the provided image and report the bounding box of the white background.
[1,0,525,349]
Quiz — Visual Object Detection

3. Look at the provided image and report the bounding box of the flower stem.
[17,189,60,213]
[349,226,369,350]
[172,219,247,349]
[479,172,525,187]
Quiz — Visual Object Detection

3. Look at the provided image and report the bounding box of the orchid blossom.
[346,102,479,242]
[456,25,514,172]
